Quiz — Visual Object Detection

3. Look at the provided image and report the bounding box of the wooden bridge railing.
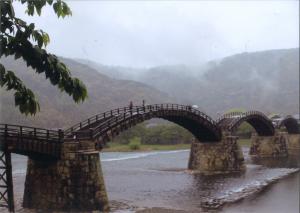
[0,124,63,144]
[216,110,275,134]
[217,110,271,122]
[0,124,64,158]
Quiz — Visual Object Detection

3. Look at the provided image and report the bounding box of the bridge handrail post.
[89,128,93,140]
[58,129,64,143]
[20,126,22,138]
[4,124,8,146]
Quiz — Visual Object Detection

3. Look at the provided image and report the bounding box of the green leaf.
[41,32,50,46]
[28,23,35,30]
[14,51,22,60]
[15,18,27,27]
[8,1,15,18]
[26,4,35,16]
[53,2,59,15]
[46,0,54,5]
[32,31,43,48]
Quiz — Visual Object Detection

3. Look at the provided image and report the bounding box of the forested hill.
[81,48,299,116]
[0,57,172,128]
[197,48,299,115]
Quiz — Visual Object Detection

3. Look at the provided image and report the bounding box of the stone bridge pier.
[23,141,109,212]
[249,132,288,158]
[286,134,300,156]
[188,135,245,174]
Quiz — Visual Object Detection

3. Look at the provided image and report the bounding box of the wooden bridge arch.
[217,111,275,136]
[64,104,222,145]
[277,116,299,134]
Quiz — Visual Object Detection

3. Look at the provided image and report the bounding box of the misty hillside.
[0,57,172,128]
[80,48,299,116]
[1,48,298,129]
[198,48,299,115]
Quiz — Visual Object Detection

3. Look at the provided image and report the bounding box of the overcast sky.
[14,0,299,68]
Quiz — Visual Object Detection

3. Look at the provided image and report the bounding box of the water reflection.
[250,154,300,168]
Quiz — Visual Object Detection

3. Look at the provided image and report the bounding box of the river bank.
[102,143,191,152]
[103,139,251,152]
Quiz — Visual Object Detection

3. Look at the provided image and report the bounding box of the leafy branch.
[0,0,87,115]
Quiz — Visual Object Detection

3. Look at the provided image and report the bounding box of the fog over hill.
[0,48,298,128]
[79,48,299,117]
[0,57,172,128]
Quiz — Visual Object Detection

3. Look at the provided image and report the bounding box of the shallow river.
[2,147,300,212]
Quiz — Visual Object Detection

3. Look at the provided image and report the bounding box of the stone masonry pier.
[23,141,109,212]
[249,132,288,158]
[188,136,245,174]
[286,134,300,156]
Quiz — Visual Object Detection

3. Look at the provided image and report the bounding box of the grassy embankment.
[238,139,251,147]
[102,143,191,152]
[102,139,251,152]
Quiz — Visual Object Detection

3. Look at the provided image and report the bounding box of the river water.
[2,147,300,212]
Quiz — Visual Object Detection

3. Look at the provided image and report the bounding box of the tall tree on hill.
[0,0,87,115]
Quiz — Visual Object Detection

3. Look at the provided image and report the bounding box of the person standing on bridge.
[129,101,133,109]
[142,100,146,112]
[129,101,133,115]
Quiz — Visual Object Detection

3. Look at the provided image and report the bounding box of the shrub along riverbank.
[101,122,252,152]
[102,143,192,152]
[102,139,251,152]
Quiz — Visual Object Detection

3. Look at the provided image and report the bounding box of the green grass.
[102,138,251,152]
[102,143,191,152]
[238,138,251,147]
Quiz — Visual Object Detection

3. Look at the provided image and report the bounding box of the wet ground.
[2,147,300,212]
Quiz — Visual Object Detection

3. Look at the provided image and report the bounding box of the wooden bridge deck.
[0,124,63,158]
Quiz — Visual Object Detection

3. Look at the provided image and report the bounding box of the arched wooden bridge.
[216,111,275,136]
[277,115,300,134]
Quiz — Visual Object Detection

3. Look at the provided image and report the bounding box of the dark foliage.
[0,0,87,115]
